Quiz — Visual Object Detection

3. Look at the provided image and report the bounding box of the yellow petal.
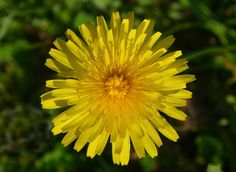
[87,136,99,158]
[169,90,192,99]
[136,19,152,37]
[52,98,90,125]
[161,74,196,91]
[110,12,121,32]
[164,97,187,107]
[144,107,167,129]
[120,133,130,166]
[79,22,97,46]
[62,129,77,146]
[157,51,182,70]
[52,113,81,135]
[127,121,144,139]
[107,29,115,60]
[158,122,179,142]
[41,96,79,109]
[142,133,158,158]
[160,105,187,121]
[45,59,77,78]
[65,29,87,51]
[154,35,175,51]
[140,31,162,53]
[49,48,74,69]
[112,142,120,165]
[125,11,134,30]
[74,130,90,152]
[130,134,145,158]
[110,122,119,142]
[46,79,79,88]
[114,136,124,154]
[95,129,109,155]
[119,19,129,42]
[141,119,163,147]
[97,15,108,35]
[139,48,167,68]
[41,88,77,99]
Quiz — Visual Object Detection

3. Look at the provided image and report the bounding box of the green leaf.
[140,156,156,172]
[196,136,223,164]
[137,0,156,6]
[0,44,13,62]
[207,164,222,172]
[92,0,110,10]
[73,11,95,27]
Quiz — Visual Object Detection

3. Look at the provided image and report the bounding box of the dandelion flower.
[41,12,195,165]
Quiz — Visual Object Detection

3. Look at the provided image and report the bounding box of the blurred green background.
[1,0,236,171]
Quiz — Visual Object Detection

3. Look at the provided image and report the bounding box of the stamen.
[104,75,130,98]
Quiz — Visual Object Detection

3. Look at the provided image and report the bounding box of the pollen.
[104,75,130,99]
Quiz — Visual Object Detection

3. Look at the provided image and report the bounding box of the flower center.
[104,75,129,99]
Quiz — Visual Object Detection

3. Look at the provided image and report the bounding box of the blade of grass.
[0,12,15,43]
[184,46,236,61]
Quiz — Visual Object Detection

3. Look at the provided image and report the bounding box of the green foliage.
[35,145,76,172]
[207,164,223,172]
[0,0,236,171]
[196,136,223,164]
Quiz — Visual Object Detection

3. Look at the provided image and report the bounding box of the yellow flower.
[41,12,195,165]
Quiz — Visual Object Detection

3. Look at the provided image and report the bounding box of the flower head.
[41,12,195,165]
